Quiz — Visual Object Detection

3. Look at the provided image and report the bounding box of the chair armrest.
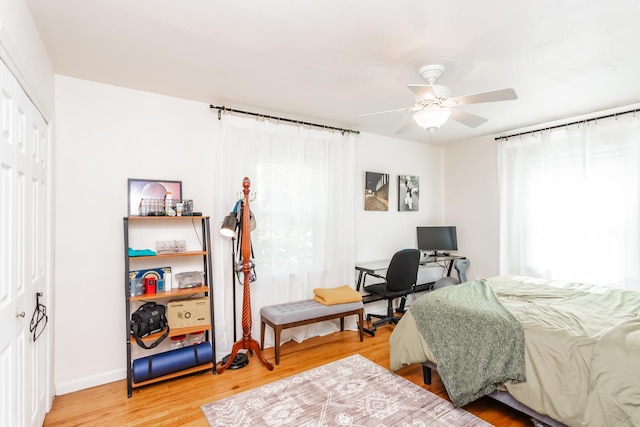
[364,272,385,281]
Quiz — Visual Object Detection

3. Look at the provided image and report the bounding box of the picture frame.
[398,175,419,211]
[127,178,182,216]
[364,171,389,211]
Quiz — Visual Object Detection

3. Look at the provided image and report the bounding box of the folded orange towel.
[313,285,362,305]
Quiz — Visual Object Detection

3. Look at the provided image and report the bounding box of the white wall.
[354,135,444,260]
[0,0,55,116]
[54,76,218,393]
[54,76,447,394]
[355,134,447,287]
[443,136,500,279]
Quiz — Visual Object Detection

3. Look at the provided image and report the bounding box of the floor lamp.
[217,177,273,374]
[219,212,249,369]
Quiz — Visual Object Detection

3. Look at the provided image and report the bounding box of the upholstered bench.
[260,299,364,365]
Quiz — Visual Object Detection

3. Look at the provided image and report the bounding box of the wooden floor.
[43,326,532,426]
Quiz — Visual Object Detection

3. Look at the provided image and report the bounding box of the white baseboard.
[55,368,126,395]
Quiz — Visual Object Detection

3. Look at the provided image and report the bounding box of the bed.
[389,275,640,427]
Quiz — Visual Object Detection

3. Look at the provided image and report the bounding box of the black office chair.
[363,248,420,332]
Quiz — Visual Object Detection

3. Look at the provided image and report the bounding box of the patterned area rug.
[201,354,492,426]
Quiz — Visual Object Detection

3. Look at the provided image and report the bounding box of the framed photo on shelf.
[127,178,182,216]
[398,175,419,211]
[364,171,389,211]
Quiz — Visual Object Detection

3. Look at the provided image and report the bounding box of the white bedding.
[389,276,640,427]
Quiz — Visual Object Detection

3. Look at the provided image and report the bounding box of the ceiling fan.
[361,64,518,134]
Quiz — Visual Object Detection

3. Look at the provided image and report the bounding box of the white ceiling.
[26,0,640,144]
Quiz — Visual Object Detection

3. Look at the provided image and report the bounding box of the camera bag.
[130,302,170,349]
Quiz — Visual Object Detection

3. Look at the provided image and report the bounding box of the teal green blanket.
[410,279,525,407]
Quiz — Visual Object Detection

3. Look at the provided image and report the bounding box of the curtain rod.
[210,105,359,135]
[495,108,638,141]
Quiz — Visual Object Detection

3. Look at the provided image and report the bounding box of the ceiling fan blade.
[359,106,417,118]
[395,118,416,135]
[450,109,488,128]
[452,88,517,106]
[407,84,435,100]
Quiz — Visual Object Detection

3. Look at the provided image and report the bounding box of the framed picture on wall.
[364,171,389,211]
[398,175,419,211]
[127,178,182,216]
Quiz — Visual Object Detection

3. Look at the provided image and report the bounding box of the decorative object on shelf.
[155,240,187,254]
[127,178,182,216]
[398,174,419,212]
[217,177,273,374]
[170,335,186,349]
[163,266,172,291]
[364,171,389,211]
[189,331,205,345]
[175,271,205,289]
[143,277,157,294]
[129,267,171,296]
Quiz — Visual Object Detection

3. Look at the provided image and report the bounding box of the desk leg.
[355,269,365,291]
[446,259,454,276]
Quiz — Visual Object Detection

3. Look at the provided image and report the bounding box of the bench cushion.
[260,299,364,325]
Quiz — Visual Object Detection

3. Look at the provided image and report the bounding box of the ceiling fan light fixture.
[413,107,452,132]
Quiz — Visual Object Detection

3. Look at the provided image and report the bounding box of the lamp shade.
[413,107,452,132]
[220,213,237,237]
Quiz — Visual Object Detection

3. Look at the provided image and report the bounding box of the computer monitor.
[416,226,457,256]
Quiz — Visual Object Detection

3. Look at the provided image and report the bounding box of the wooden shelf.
[128,250,207,260]
[124,215,215,397]
[131,363,214,388]
[130,285,209,302]
[132,324,211,342]
[126,216,209,221]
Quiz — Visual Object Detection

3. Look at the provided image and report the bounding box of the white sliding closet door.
[0,58,52,427]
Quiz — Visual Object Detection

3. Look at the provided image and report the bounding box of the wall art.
[398,175,419,211]
[364,171,389,211]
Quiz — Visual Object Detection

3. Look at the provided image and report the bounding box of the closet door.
[0,59,51,427]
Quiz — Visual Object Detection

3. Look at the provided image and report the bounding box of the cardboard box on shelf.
[167,297,210,329]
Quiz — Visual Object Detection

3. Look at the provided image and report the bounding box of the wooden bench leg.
[274,325,282,365]
[262,306,365,365]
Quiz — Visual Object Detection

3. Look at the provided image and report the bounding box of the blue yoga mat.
[132,342,213,383]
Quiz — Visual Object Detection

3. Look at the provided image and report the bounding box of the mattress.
[389,275,640,427]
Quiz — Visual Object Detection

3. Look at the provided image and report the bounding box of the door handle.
[16,311,25,318]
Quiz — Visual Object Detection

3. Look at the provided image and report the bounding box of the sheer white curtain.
[212,113,356,360]
[498,112,640,291]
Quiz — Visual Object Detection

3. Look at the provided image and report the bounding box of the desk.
[355,255,466,296]
[355,255,465,337]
